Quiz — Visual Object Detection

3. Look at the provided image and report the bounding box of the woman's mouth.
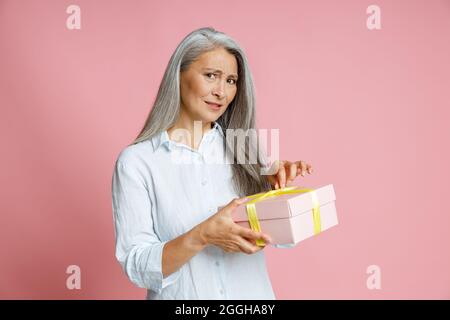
[205,101,222,111]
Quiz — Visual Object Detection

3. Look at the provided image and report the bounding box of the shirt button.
[219,289,224,295]
[201,180,207,186]
[215,261,220,266]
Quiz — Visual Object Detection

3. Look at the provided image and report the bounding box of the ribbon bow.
[245,186,321,246]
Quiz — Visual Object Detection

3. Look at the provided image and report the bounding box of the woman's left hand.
[268,160,313,190]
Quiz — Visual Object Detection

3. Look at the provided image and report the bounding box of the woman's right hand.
[196,197,273,254]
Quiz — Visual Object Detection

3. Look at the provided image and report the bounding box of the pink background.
[1,0,449,299]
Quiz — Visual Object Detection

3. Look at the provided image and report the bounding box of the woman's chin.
[199,112,221,124]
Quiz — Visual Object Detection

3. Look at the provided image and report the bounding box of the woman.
[111,27,313,299]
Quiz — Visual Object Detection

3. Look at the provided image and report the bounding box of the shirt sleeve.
[111,159,181,293]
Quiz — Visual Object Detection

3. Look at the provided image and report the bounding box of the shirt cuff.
[125,241,182,294]
[147,240,182,294]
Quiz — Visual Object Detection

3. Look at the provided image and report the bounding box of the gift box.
[229,184,338,246]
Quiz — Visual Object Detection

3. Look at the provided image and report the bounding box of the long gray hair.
[131,27,272,197]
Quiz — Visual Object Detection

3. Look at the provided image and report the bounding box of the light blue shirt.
[111,122,277,299]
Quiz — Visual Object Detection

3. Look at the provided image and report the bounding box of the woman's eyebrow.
[202,68,238,78]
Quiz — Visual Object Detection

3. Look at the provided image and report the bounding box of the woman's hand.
[268,160,313,189]
[196,198,272,254]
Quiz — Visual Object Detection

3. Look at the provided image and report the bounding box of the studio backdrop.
[0,0,449,299]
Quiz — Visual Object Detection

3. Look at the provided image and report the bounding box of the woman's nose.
[212,80,225,98]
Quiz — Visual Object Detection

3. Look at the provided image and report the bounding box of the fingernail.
[301,171,305,176]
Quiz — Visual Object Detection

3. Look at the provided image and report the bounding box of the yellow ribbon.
[245,186,321,246]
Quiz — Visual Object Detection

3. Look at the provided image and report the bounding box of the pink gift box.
[231,184,338,245]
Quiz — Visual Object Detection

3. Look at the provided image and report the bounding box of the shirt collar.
[151,121,223,152]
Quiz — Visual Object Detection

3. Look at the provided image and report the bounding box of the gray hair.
[131,27,272,197]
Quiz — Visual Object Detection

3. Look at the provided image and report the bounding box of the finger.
[234,224,271,244]
[271,160,282,189]
[269,160,281,176]
[237,237,260,254]
[307,164,313,174]
[236,226,262,240]
[229,245,243,253]
[267,175,276,188]
[261,233,273,243]
[223,197,248,214]
[231,197,248,207]
[269,175,281,189]
[286,162,297,185]
[245,237,270,249]
[237,226,273,245]
[248,233,272,244]
[296,161,307,177]
[277,161,287,188]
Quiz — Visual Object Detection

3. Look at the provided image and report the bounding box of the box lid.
[232,184,336,222]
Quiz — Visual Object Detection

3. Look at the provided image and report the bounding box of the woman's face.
[179,47,238,124]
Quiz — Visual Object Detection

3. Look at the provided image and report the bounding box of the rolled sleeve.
[111,158,181,293]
